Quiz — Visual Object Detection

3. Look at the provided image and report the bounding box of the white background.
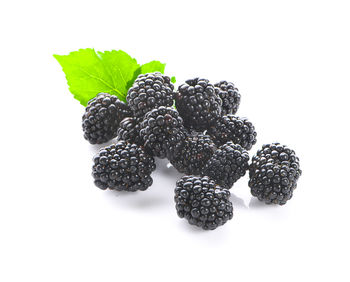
[1,1,349,281]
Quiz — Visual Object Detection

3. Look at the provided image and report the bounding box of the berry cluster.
[140,106,186,158]
[203,142,250,189]
[175,78,222,130]
[249,143,302,205]
[93,141,156,191]
[208,115,257,150]
[214,81,241,115]
[175,175,233,230]
[170,133,216,175]
[127,72,175,118]
[82,93,132,144]
[80,72,302,231]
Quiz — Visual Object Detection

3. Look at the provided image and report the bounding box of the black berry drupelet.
[169,133,216,175]
[202,142,249,189]
[249,143,302,205]
[92,140,156,192]
[117,117,143,146]
[174,175,233,230]
[175,78,222,130]
[126,72,175,118]
[214,81,241,115]
[139,106,186,158]
[208,115,257,150]
[82,93,132,144]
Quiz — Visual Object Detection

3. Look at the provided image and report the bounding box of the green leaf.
[53,48,139,106]
[171,76,176,83]
[54,49,176,106]
[139,60,166,74]
[126,68,142,90]
[97,50,140,101]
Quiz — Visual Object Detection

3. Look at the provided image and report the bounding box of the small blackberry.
[169,133,216,175]
[202,142,249,189]
[126,72,175,118]
[214,81,241,115]
[174,175,233,230]
[249,143,302,205]
[82,93,132,144]
[117,117,143,146]
[175,78,222,130]
[92,140,156,192]
[208,115,257,150]
[139,106,186,158]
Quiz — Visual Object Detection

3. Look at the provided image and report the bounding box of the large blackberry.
[139,106,186,158]
[92,141,156,191]
[126,72,175,118]
[249,143,302,205]
[169,133,216,175]
[117,117,143,146]
[175,78,222,130]
[202,142,249,189]
[208,115,257,150]
[82,93,132,144]
[174,175,233,230]
[214,81,241,115]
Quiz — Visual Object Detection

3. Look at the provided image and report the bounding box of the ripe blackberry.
[249,143,302,205]
[117,117,143,146]
[214,81,241,115]
[169,133,216,175]
[175,78,222,130]
[140,106,186,158]
[82,93,132,144]
[174,175,233,230]
[126,72,175,118]
[92,140,156,191]
[202,142,249,189]
[208,115,257,150]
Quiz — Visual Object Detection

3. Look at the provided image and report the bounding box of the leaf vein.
[78,67,122,96]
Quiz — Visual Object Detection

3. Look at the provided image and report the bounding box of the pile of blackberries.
[83,72,302,230]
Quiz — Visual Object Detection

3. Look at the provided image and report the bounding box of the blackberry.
[140,106,186,158]
[174,175,233,230]
[126,72,175,118]
[92,140,156,191]
[117,117,143,146]
[214,81,241,115]
[82,93,132,144]
[175,78,222,130]
[208,115,257,150]
[202,142,249,189]
[249,143,302,205]
[169,133,216,175]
